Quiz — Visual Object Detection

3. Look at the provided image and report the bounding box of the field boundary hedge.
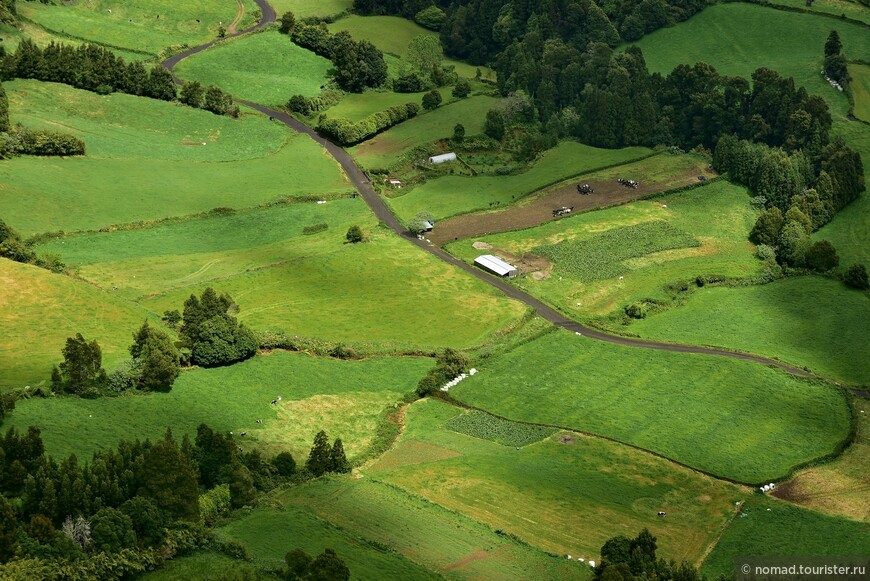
[723,0,870,29]
[317,102,421,146]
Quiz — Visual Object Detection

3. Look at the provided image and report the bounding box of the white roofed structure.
[474,255,518,277]
[428,152,457,164]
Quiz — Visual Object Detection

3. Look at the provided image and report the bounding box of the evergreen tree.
[119,496,166,548]
[138,435,199,522]
[305,431,331,477]
[273,452,296,477]
[59,333,106,392]
[0,83,8,133]
[144,66,176,101]
[0,494,17,563]
[805,240,839,272]
[824,30,842,58]
[194,424,235,489]
[284,548,313,580]
[89,507,136,553]
[130,322,181,392]
[279,11,296,34]
[484,109,505,141]
[328,439,350,474]
[345,225,363,243]
[229,464,256,508]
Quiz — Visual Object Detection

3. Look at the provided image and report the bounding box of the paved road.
[161,1,812,378]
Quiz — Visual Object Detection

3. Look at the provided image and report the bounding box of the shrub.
[317,102,419,146]
[452,78,471,98]
[422,89,442,110]
[345,225,363,243]
[843,264,869,290]
[415,6,446,30]
[624,303,647,319]
[805,240,839,272]
[302,223,328,235]
[756,244,776,262]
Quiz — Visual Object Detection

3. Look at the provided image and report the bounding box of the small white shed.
[428,152,457,164]
[474,255,517,278]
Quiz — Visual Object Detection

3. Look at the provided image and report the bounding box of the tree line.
[0,83,85,161]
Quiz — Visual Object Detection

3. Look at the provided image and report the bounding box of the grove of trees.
[180,288,258,367]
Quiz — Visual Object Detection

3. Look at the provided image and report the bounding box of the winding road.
[162,0,811,377]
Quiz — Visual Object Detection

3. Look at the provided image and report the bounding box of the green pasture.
[0,21,147,61]
[174,31,332,105]
[17,0,258,55]
[630,276,870,386]
[323,87,451,124]
[219,505,440,580]
[371,399,743,563]
[0,259,157,390]
[447,176,760,318]
[700,495,870,578]
[763,0,870,24]
[776,396,870,522]
[268,0,353,19]
[390,142,652,221]
[2,82,350,236]
[815,191,870,266]
[850,63,870,123]
[139,551,273,581]
[351,95,498,168]
[139,233,528,349]
[3,350,431,460]
[274,478,585,580]
[327,15,489,79]
[450,329,852,483]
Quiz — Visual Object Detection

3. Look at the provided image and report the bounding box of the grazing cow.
[271,399,277,405]
[241,432,247,436]
[657,511,666,517]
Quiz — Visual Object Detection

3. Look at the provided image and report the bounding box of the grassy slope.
[18,0,258,55]
[322,89,449,123]
[4,350,432,460]
[138,552,273,581]
[391,142,652,221]
[763,0,870,24]
[268,0,353,19]
[173,31,332,105]
[1,81,350,236]
[630,277,870,385]
[849,63,870,123]
[351,95,499,168]
[370,399,743,563]
[274,478,586,580]
[700,495,870,578]
[0,259,157,389]
[450,330,852,483]
[0,21,147,61]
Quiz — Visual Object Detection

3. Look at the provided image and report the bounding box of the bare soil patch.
[444,548,491,572]
[226,0,245,34]
[428,169,714,246]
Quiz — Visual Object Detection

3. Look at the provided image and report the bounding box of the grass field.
[629,276,870,386]
[322,88,451,124]
[274,478,586,580]
[700,495,870,578]
[268,0,353,19]
[850,64,870,123]
[17,0,258,55]
[0,259,157,389]
[173,31,332,105]
[763,0,870,24]
[139,552,273,580]
[3,350,432,460]
[390,142,652,221]
[450,329,852,483]
[447,177,760,318]
[351,95,499,168]
[1,81,350,236]
[773,396,869,521]
[0,21,148,61]
[371,399,743,563]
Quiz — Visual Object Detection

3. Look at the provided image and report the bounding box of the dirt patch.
[444,548,490,572]
[428,168,715,246]
[472,241,492,250]
[560,435,576,445]
[226,0,245,34]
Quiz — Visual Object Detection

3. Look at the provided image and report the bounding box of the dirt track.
[161,1,811,378]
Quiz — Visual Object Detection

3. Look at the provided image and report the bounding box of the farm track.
[161,0,812,378]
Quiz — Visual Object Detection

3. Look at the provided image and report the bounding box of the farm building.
[429,152,457,164]
[474,255,518,278]
[386,178,403,188]
[422,220,435,232]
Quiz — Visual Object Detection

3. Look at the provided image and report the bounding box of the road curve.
[162,2,811,378]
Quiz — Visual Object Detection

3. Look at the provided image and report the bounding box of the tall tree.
[305,431,331,477]
[138,433,199,522]
[59,333,106,392]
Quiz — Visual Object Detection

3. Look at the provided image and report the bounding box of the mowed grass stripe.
[450,330,852,483]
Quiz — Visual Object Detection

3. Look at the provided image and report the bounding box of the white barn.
[474,255,517,278]
[429,152,457,164]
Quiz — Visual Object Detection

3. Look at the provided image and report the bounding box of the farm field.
[629,276,870,385]
[390,142,653,221]
[0,259,156,389]
[322,88,451,124]
[274,478,585,580]
[1,81,350,236]
[773,396,870,521]
[449,329,852,483]
[173,31,332,105]
[139,233,528,349]
[351,95,500,169]
[3,350,432,460]
[139,552,273,581]
[268,0,353,19]
[764,0,870,24]
[370,399,743,562]
[850,64,870,123]
[17,0,258,56]
[218,505,441,580]
[700,495,870,578]
[0,20,148,61]
[447,179,761,318]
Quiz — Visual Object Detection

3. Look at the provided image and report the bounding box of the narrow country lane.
[161,0,812,378]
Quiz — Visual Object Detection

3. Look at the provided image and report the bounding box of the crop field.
[773,396,869,521]
[447,179,760,318]
[390,142,652,221]
[372,399,743,562]
[445,410,557,447]
[137,233,527,349]
[535,221,700,282]
[1,81,350,236]
[173,31,332,105]
[629,276,870,386]
[449,329,852,483]
[700,495,870,578]
[275,478,585,580]
[850,64,870,123]
[3,350,431,460]
[139,552,273,581]
[351,95,500,169]
[17,0,258,56]
[268,0,353,19]
[0,259,157,389]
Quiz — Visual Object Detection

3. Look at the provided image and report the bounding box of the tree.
[843,264,869,290]
[452,123,465,143]
[194,424,235,489]
[483,109,505,141]
[778,220,811,267]
[279,11,296,34]
[162,309,181,329]
[130,321,181,392]
[415,6,447,30]
[89,507,136,553]
[452,78,471,98]
[346,225,363,243]
[328,439,350,474]
[181,288,258,367]
[179,80,204,108]
[59,333,106,392]
[144,66,176,101]
[273,452,296,477]
[284,548,313,580]
[749,207,784,246]
[422,89,442,110]
[407,211,434,236]
[805,240,839,272]
[305,431,331,477]
[824,54,848,84]
[120,496,166,548]
[309,548,350,581]
[0,83,8,133]
[824,30,842,58]
[0,494,17,564]
[229,464,256,508]
[139,435,200,521]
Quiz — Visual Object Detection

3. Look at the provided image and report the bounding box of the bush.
[345,225,363,243]
[843,264,869,290]
[317,102,419,146]
[422,89,442,110]
[624,303,647,319]
[302,223,328,235]
[11,126,85,156]
[414,6,446,30]
[452,79,471,98]
[805,240,839,272]
[755,244,776,262]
